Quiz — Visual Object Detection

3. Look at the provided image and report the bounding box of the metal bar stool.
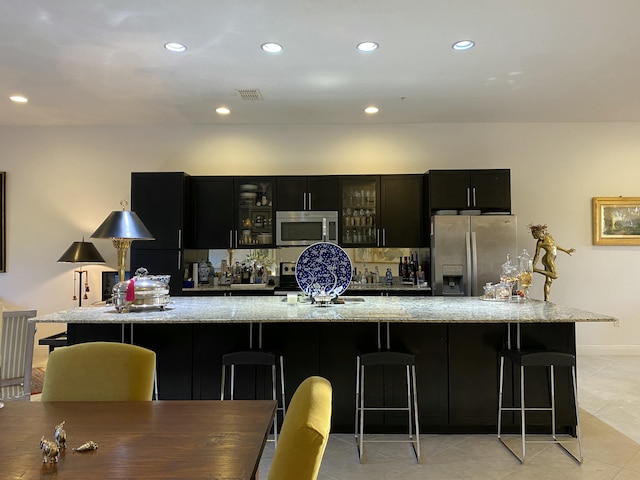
[220,323,286,444]
[498,323,583,463]
[355,322,420,463]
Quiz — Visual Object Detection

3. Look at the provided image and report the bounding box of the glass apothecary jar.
[516,249,533,300]
[500,254,518,297]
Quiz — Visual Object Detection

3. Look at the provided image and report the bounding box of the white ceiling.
[2,0,640,126]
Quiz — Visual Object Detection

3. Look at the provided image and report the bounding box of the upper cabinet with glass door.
[339,174,426,248]
[235,177,276,248]
[339,176,379,246]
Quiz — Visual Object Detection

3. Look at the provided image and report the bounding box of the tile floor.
[257,355,640,479]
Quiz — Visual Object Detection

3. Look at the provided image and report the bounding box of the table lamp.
[57,239,105,306]
[90,202,155,284]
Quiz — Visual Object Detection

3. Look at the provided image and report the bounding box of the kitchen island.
[32,296,615,433]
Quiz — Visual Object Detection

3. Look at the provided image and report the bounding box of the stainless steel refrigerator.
[431,215,517,296]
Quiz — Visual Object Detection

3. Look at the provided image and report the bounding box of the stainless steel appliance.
[275,211,338,246]
[278,261,298,289]
[431,214,517,296]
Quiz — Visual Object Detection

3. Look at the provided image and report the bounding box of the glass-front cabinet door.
[234,177,275,248]
[339,176,379,246]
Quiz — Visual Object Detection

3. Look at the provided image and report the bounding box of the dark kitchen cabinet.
[188,176,276,249]
[130,172,189,295]
[340,175,426,247]
[429,169,510,212]
[276,176,339,211]
[190,176,235,249]
[448,324,505,427]
[339,176,379,246]
[380,174,425,247]
[130,172,189,249]
[235,177,276,248]
[68,317,576,432]
[67,322,193,400]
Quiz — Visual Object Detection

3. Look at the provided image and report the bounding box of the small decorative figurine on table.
[73,441,99,452]
[55,421,66,449]
[528,224,575,301]
[40,436,60,463]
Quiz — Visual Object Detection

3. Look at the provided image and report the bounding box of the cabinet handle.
[382,228,386,247]
[467,187,471,207]
[376,228,380,246]
[472,187,477,207]
[177,250,181,270]
[229,230,233,249]
[308,192,312,210]
[177,229,182,249]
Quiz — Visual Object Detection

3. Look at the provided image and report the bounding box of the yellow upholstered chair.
[40,341,156,401]
[267,376,332,480]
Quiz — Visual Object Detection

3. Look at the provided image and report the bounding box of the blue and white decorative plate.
[296,242,353,297]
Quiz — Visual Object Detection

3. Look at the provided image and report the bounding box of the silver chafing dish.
[112,267,170,313]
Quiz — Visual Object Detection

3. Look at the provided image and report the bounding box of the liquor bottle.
[385,268,393,285]
[411,252,419,284]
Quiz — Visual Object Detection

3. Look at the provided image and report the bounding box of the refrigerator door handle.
[465,231,472,296]
[470,231,478,297]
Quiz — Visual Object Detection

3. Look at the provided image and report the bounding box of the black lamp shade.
[57,241,106,263]
[90,211,155,240]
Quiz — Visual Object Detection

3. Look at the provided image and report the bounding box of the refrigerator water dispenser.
[442,264,464,295]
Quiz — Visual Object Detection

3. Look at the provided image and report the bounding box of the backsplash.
[184,247,429,283]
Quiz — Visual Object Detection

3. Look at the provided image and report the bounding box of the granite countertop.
[31,296,617,325]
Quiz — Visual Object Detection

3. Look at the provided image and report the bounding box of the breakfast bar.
[31,296,616,433]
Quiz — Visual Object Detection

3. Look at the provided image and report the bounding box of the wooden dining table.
[0,399,277,479]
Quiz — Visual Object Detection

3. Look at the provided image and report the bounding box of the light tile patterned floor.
[258,355,640,479]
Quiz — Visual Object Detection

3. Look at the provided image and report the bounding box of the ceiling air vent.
[235,89,263,101]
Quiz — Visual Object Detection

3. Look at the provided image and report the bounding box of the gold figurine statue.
[528,224,575,301]
[40,436,60,463]
[55,421,66,449]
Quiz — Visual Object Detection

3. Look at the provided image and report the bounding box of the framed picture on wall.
[0,172,5,272]
[593,197,640,245]
[101,271,130,301]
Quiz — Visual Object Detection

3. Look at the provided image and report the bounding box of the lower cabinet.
[67,321,576,434]
[67,323,193,400]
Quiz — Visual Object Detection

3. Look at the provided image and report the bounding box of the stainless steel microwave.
[276,211,339,246]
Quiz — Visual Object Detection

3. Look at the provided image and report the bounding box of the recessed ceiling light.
[364,106,379,114]
[164,42,187,52]
[452,40,475,51]
[216,107,231,115]
[9,95,28,103]
[261,42,283,54]
[357,41,379,53]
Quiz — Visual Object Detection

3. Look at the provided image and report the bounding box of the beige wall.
[1,123,638,353]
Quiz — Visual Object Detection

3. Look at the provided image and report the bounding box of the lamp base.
[112,238,133,285]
